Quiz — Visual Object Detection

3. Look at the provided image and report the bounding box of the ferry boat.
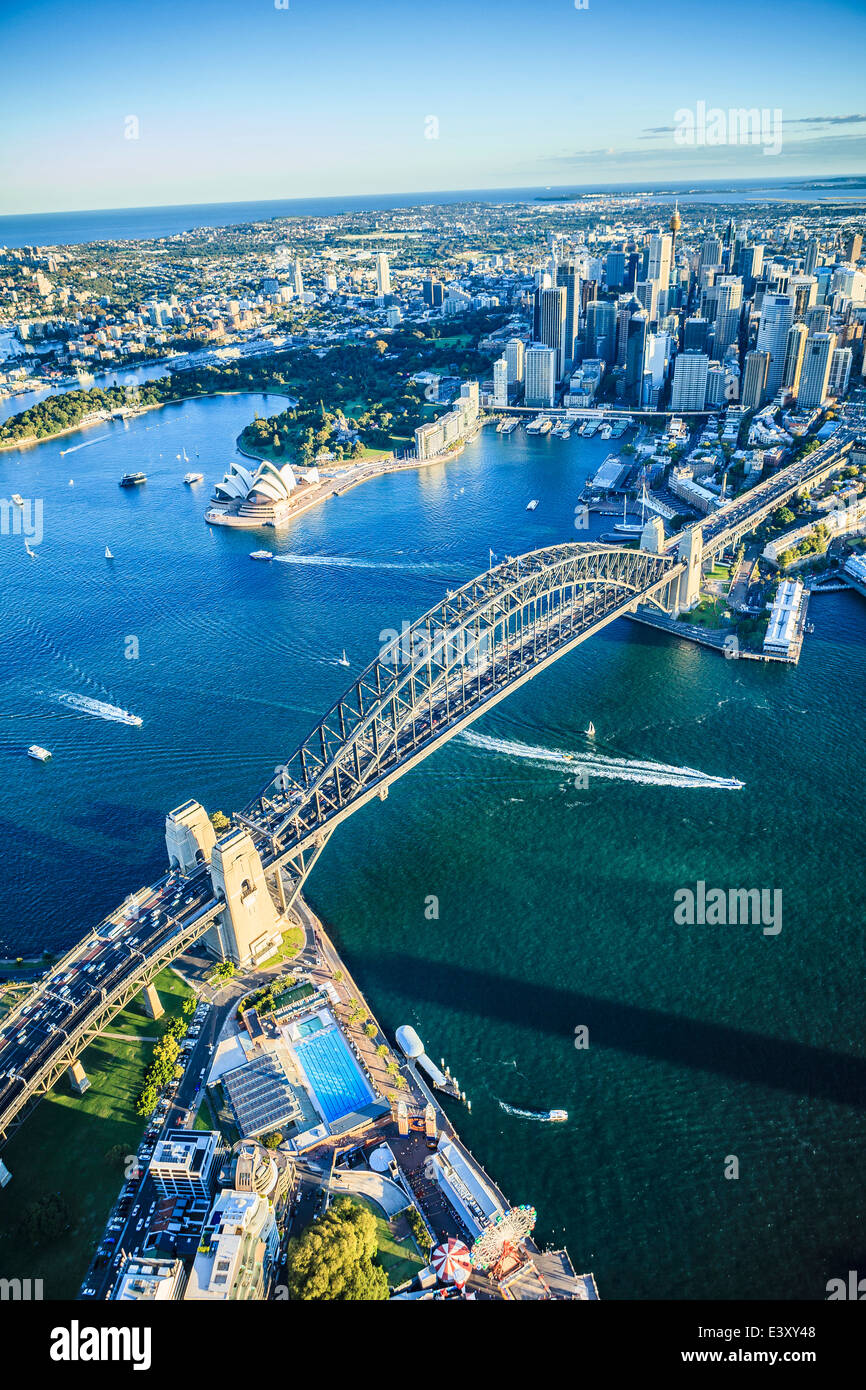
[27,745,52,762]
[551,421,571,438]
[183,472,204,485]
[249,550,273,561]
[525,416,547,434]
[119,472,147,487]
[599,424,612,440]
[526,499,539,511]
[496,417,521,434]
[609,420,628,439]
[582,420,600,438]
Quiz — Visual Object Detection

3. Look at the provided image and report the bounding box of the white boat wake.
[59,435,109,455]
[54,692,143,726]
[273,553,452,573]
[463,730,744,790]
[498,1101,565,1122]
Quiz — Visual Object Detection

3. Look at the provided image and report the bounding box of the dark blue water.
[4,178,865,247]
[1,393,864,1299]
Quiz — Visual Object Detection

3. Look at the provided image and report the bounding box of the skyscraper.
[605,251,626,289]
[797,333,836,408]
[683,316,709,353]
[742,350,770,409]
[829,346,853,396]
[557,262,581,369]
[375,252,391,297]
[700,235,723,271]
[670,351,709,411]
[805,304,831,336]
[293,258,304,298]
[524,344,557,407]
[625,310,648,406]
[648,232,672,287]
[540,286,567,378]
[493,356,509,407]
[585,300,616,365]
[756,293,794,396]
[781,322,808,395]
[505,337,525,385]
[804,238,820,276]
[843,232,862,264]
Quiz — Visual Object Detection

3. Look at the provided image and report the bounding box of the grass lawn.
[107,967,194,1038]
[256,925,305,969]
[0,968,194,1299]
[347,1195,424,1289]
[688,597,729,629]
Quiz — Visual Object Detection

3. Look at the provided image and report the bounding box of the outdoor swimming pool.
[294,1026,374,1124]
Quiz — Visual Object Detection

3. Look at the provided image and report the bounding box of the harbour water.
[1,391,864,1299]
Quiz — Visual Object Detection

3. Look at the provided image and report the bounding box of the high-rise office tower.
[293,258,304,297]
[505,337,525,385]
[700,235,723,271]
[585,299,617,365]
[789,275,818,318]
[829,346,853,396]
[625,310,649,406]
[756,293,795,396]
[742,350,771,409]
[557,262,581,368]
[648,232,672,288]
[375,252,391,297]
[804,238,820,276]
[524,344,557,407]
[781,322,808,395]
[798,332,836,408]
[493,356,509,407]
[670,351,709,411]
[683,316,709,353]
[805,303,831,336]
[705,362,728,407]
[625,252,640,291]
[737,243,765,293]
[844,232,862,264]
[605,251,626,289]
[540,286,567,378]
[634,278,659,322]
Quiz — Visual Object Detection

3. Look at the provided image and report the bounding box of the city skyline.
[2,0,866,216]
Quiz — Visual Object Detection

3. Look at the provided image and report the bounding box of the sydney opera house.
[204,458,321,528]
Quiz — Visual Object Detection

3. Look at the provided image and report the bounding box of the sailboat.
[337,649,350,668]
[105,546,114,559]
[586,721,596,739]
[614,482,649,535]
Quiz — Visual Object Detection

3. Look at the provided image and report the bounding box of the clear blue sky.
[2,0,865,214]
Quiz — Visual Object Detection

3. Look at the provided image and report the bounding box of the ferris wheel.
[470,1204,536,1272]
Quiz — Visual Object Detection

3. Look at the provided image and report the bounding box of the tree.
[262,1131,283,1149]
[209,810,231,832]
[283,1198,389,1300]
[18,1193,70,1244]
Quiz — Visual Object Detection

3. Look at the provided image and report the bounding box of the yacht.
[249,550,273,561]
[526,499,539,511]
[119,472,147,487]
[599,424,612,440]
[337,650,350,668]
[11,493,25,507]
[105,546,114,559]
[183,472,204,485]
[546,1109,568,1122]
[586,722,596,739]
[614,483,650,535]
[28,746,52,762]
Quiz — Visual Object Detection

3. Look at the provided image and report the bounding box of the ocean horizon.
[2,175,866,248]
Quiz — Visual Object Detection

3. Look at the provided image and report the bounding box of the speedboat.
[119,472,147,487]
[249,550,273,561]
[526,499,539,511]
[337,649,350,667]
[11,493,25,507]
[547,1109,568,1122]
[183,472,204,485]
[28,745,52,762]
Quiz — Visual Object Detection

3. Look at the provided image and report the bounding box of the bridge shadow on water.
[365,952,866,1108]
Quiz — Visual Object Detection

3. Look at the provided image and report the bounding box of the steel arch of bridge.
[239,543,682,905]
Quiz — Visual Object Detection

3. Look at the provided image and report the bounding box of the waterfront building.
[493,356,508,407]
[150,1129,222,1199]
[504,336,525,385]
[524,344,556,407]
[671,351,709,411]
[763,579,805,658]
[798,332,836,408]
[540,286,567,378]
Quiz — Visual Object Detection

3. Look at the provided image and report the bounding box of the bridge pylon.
[206,828,285,967]
[676,525,704,612]
[166,800,217,875]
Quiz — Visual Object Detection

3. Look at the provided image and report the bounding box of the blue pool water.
[295,1027,374,1124]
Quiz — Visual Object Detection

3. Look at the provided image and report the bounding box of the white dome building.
[208,457,315,528]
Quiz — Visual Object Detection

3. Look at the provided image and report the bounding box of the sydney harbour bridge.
[0,418,854,1146]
